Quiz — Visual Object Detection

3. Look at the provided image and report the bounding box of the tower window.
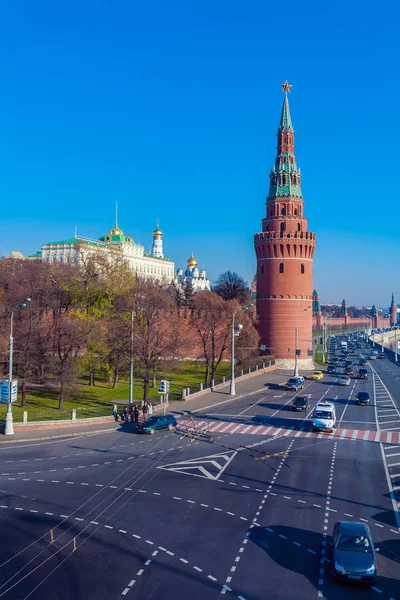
[280,222,285,234]
[297,223,301,232]
[301,264,305,274]
[279,263,284,274]
[270,209,273,217]
[261,264,264,275]
[281,206,286,216]
[294,208,298,216]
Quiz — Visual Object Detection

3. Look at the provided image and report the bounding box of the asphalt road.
[0,341,399,600]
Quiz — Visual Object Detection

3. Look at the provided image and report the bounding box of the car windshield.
[294,398,306,405]
[337,534,372,553]
[288,378,299,384]
[358,393,369,399]
[314,411,332,419]
[145,417,158,424]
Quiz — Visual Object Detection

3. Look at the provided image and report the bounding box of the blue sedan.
[137,414,177,435]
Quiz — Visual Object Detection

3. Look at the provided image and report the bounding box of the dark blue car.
[137,414,177,435]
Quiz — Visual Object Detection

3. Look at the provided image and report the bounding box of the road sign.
[0,380,18,403]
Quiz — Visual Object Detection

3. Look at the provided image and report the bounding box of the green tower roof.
[279,94,293,132]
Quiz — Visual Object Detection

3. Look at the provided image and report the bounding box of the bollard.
[71,409,76,422]
[222,376,226,383]
[248,367,251,374]
[256,365,259,371]
[187,387,191,396]
[200,383,203,391]
[262,362,265,369]
[211,379,215,390]
[241,370,244,377]
[23,411,28,424]
[50,529,54,544]
[182,388,186,400]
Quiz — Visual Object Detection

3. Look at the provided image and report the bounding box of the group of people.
[113,402,154,424]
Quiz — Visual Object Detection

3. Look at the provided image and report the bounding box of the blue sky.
[0,0,399,307]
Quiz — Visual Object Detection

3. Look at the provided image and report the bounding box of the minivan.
[312,401,336,432]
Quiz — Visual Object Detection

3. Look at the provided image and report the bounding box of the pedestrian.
[113,406,118,422]
[142,402,148,421]
[148,402,153,419]
[133,404,139,423]
[128,405,133,422]
[123,406,129,424]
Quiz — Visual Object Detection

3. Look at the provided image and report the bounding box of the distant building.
[37,221,175,282]
[175,254,210,292]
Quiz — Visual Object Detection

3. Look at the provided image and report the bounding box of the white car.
[369,354,377,360]
[338,376,351,386]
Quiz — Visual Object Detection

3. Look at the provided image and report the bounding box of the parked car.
[338,376,351,386]
[292,395,311,411]
[356,391,371,405]
[137,414,177,435]
[311,370,324,381]
[285,377,304,391]
[331,521,378,583]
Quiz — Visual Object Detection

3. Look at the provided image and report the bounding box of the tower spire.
[279,81,293,132]
[115,200,118,227]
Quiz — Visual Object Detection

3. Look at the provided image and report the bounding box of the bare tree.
[213,271,252,304]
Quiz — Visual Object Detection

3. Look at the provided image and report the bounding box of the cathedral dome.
[187,253,198,268]
[153,226,162,238]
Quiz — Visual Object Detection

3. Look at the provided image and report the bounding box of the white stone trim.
[257,258,313,261]
[257,297,313,301]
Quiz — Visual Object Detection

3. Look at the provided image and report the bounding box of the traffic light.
[158,380,169,393]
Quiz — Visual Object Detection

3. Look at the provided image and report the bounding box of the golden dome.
[187,253,198,268]
[153,226,162,238]
[109,222,124,236]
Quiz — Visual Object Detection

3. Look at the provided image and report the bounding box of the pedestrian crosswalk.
[178,419,400,444]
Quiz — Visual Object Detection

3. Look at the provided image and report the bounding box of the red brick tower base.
[254,82,316,371]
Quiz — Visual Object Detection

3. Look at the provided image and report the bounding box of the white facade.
[176,254,211,291]
[40,222,175,282]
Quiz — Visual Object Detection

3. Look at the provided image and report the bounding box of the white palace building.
[21,220,210,290]
[38,221,175,282]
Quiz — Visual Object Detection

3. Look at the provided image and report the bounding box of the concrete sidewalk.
[0,367,289,445]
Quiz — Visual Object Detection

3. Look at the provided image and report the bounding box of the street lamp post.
[294,305,312,378]
[395,327,398,362]
[128,311,134,408]
[229,304,254,396]
[5,298,31,436]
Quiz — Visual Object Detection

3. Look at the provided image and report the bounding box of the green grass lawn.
[1,361,232,422]
[314,344,327,367]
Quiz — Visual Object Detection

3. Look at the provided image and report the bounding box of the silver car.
[338,376,351,386]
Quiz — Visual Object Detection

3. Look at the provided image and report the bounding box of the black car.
[292,395,310,411]
[359,359,368,366]
[137,414,177,434]
[345,360,353,367]
[357,368,368,379]
[326,365,337,374]
[331,357,339,365]
[344,366,354,375]
[378,353,386,359]
[356,391,371,405]
[331,521,378,583]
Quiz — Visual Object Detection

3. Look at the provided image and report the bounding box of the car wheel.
[168,423,174,431]
[149,428,155,435]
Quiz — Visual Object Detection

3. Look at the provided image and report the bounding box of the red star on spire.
[281,80,293,93]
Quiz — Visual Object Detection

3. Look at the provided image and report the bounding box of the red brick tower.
[390,293,397,327]
[254,82,316,370]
